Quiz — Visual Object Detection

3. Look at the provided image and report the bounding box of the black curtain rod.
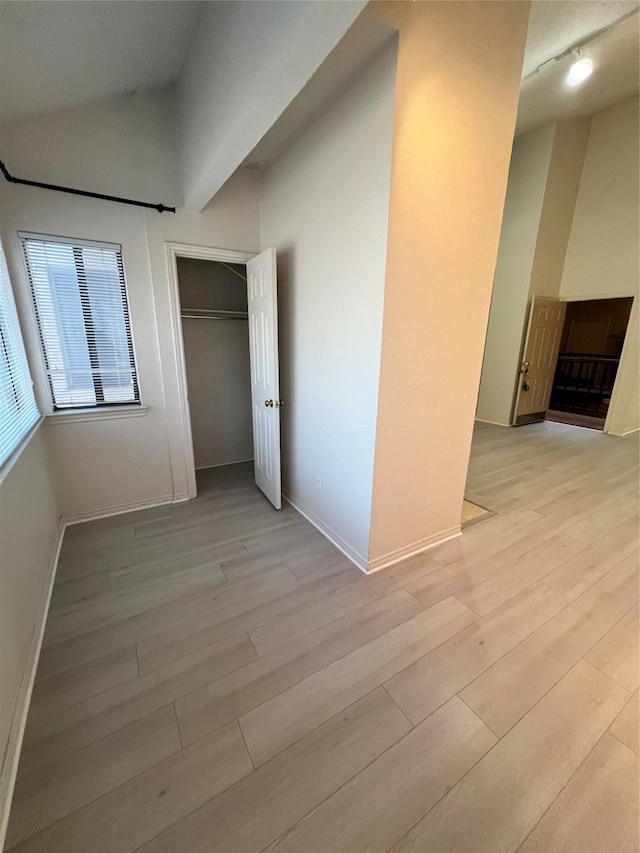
[0,159,176,214]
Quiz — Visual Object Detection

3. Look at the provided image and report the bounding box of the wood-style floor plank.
[543,522,639,599]
[384,582,567,724]
[517,733,639,853]
[17,631,256,780]
[266,697,496,853]
[596,552,639,596]
[239,596,477,766]
[460,585,634,736]
[54,553,108,584]
[584,603,639,693]
[455,533,585,616]
[390,661,629,853]
[246,551,441,657]
[8,721,252,853]
[135,562,360,674]
[5,707,180,849]
[175,589,424,747]
[37,563,297,673]
[27,645,139,722]
[137,689,411,853]
[7,421,638,852]
[42,563,229,646]
[609,691,639,755]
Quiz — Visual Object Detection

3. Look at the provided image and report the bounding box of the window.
[20,233,140,409]
[0,239,40,466]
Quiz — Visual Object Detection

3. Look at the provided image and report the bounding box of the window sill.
[45,405,149,425]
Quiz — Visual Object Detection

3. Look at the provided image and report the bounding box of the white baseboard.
[474,418,512,427]
[606,425,640,437]
[62,493,189,527]
[195,458,254,471]
[0,520,65,850]
[283,491,462,576]
[282,490,369,574]
[366,526,462,574]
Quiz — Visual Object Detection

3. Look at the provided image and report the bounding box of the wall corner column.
[368,0,530,567]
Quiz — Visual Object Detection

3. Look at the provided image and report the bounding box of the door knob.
[275,400,284,407]
[265,399,273,407]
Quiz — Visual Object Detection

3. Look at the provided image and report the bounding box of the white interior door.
[513,295,566,425]
[247,248,282,509]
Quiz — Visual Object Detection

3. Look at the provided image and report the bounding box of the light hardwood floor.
[6,421,639,852]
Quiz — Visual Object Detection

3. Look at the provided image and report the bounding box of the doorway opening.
[545,297,634,431]
[164,242,282,509]
[177,257,254,474]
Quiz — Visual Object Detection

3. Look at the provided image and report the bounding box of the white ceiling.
[517,0,640,133]
[0,0,637,134]
[0,1,201,119]
[522,0,638,76]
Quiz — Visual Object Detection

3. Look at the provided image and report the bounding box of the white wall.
[476,124,555,425]
[0,88,260,519]
[178,259,253,469]
[260,43,397,566]
[561,97,640,435]
[0,428,60,842]
[177,0,366,210]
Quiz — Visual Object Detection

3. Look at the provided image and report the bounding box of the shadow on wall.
[274,246,295,492]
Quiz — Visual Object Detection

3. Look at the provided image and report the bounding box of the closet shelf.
[181,308,248,320]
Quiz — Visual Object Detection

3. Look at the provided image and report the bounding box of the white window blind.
[0,239,40,466]
[20,234,140,409]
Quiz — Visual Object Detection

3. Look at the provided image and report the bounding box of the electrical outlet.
[316,476,323,492]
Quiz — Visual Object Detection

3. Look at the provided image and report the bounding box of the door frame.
[513,291,636,434]
[571,292,636,435]
[165,242,254,499]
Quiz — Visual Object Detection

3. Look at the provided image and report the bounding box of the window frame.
[0,237,42,473]
[19,232,142,412]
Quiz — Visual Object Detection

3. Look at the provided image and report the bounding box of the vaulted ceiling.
[0,0,201,119]
[517,0,639,133]
[0,1,638,135]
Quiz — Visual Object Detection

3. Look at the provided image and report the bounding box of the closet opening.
[177,257,254,478]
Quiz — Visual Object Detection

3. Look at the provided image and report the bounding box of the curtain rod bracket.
[0,159,176,214]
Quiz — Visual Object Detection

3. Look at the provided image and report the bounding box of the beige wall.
[561,98,639,300]
[560,97,639,435]
[528,118,591,299]
[476,124,555,425]
[0,428,60,841]
[0,89,260,520]
[368,0,529,568]
[477,98,637,435]
[260,42,397,566]
[178,259,253,470]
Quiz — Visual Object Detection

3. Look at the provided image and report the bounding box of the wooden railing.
[550,353,620,414]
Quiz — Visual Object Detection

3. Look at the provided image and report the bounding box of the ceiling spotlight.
[567,53,593,87]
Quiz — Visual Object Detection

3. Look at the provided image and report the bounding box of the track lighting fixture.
[566,51,594,87]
